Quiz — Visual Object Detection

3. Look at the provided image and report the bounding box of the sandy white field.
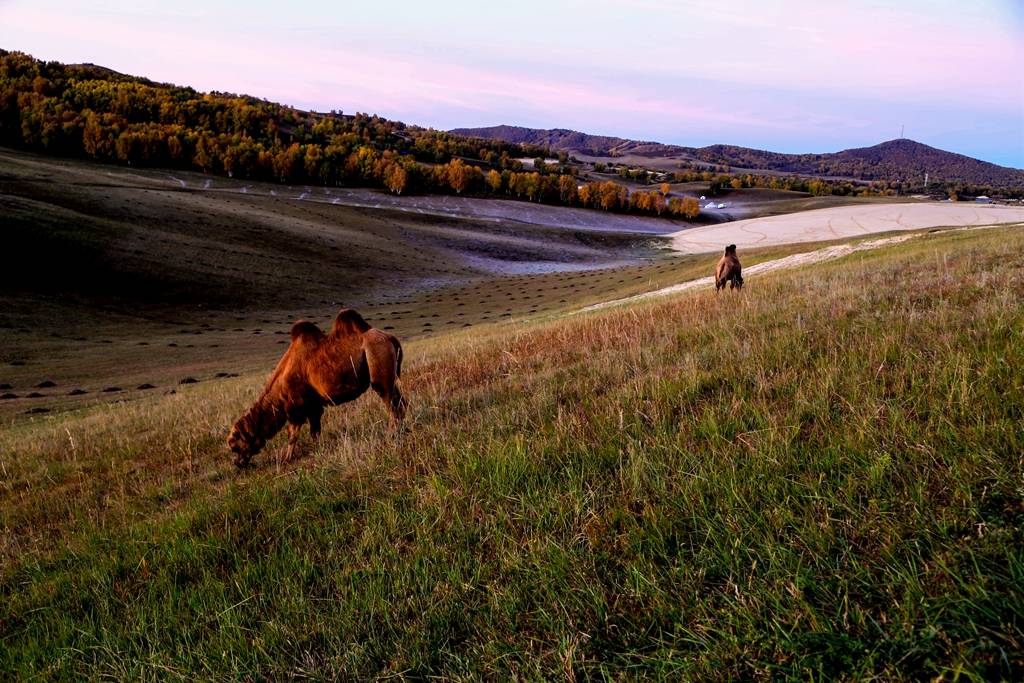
[670,202,1024,253]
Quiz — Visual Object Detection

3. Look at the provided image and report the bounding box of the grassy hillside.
[2,225,1021,679]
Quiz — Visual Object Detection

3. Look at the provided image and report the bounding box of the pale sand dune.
[671,202,1024,253]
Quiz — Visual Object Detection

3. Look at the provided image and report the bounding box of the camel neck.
[243,395,286,441]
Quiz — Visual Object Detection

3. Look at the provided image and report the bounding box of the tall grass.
[2,227,1022,679]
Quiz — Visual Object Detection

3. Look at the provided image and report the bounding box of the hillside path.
[582,223,1022,312]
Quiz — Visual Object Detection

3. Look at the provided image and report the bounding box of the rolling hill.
[3,225,1022,679]
[452,125,1024,190]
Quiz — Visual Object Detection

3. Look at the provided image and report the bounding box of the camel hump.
[290,320,323,341]
[331,308,371,336]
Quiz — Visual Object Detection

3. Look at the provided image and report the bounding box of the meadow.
[2,224,1021,679]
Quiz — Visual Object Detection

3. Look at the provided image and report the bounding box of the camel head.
[227,418,264,467]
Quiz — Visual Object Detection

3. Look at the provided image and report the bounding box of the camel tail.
[392,336,403,378]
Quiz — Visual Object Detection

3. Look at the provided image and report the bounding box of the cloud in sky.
[1,0,1021,166]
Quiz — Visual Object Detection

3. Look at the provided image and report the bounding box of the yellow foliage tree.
[486,169,502,193]
[682,197,700,219]
[558,174,578,203]
[447,158,471,194]
[384,163,408,195]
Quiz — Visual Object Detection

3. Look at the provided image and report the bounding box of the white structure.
[975,196,992,203]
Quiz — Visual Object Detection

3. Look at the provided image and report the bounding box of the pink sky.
[1,0,1021,166]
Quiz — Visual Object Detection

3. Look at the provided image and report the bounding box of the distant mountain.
[693,139,1024,189]
[451,126,1024,190]
[449,125,681,158]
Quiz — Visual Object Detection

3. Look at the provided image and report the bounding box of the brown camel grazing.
[715,244,744,291]
[227,308,407,467]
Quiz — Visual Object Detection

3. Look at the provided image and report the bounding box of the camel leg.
[284,421,303,463]
[390,387,409,425]
[308,405,323,443]
[372,383,407,430]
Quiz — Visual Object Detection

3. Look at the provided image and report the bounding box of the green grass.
[2,226,1022,679]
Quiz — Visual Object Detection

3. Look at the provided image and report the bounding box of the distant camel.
[227,309,407,467]
[715,244,744,291]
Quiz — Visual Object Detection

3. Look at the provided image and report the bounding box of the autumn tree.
[578,183,593,207]
[598,181,626,211]
[631,190,651,212]
[651,191,666,215]
[682,196,700,219]
[81,113,112,159]
[167,134,184,162]
[115,131,143,165]
[558,174,577,203]
[447,158,471,194]
[486,169,502,193]
[383,162,407,195]
[272,142,302,182]
[303,144,323,180]
[193,133,217,173]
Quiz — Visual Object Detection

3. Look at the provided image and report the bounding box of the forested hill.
[0,50,550,191]
[0,51,713,217]
[453,125,1024,190]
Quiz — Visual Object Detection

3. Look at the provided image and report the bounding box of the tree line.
[0,51,702,218]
